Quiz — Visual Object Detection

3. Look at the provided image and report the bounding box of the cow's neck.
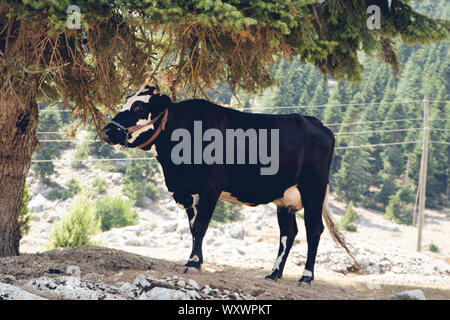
[147,106,177,161]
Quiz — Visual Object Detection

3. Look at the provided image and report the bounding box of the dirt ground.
[1,246,449,300]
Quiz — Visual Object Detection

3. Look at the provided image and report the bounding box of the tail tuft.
[322,185,362,270]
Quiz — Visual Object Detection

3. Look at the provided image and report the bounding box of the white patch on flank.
[219,192,254,206]
[302,269,313,278]
[272,186,303,211]
[272,236,288,271]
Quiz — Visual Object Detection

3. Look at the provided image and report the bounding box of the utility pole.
[417,97,429,252]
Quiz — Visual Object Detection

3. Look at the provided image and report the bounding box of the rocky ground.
[2,139,449,300]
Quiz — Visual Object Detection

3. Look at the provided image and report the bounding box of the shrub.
[71,143,88,168]
[427,242,439,253]
[211,201,242,226]
[66,178,81,194]
[122,163,160,207]
[46,179,81,201]
[91,177,107,195]
[384,184,415,225]
[337,201,358,232]
[145,181,160,201]
[95,196,138,232]
[18,185,31,237]
[47,197,101,249]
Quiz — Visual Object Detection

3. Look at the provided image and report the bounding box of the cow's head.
[101,84,171,148]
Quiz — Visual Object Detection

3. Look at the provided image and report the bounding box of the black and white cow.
[100,84,358,285]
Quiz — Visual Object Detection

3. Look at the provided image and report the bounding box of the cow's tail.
[322,185,362,270]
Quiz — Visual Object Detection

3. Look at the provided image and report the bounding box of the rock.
[230,293,242,300]
[395,290,426,300]
[162,222,178,233]
[25,276,125,300]
[120,282,139,298]
[202,285,212,295]
[177,280,186,288]
[0,275,16,284]
[124,238,144,246]
[28,194,52,213]
[145,287,191,300]
[0,283,47,300]
[366,281,381,290]
[133,277,151,290]
[46,214,60,223]
[186,290,201,300]
[228,224,245,240]
[66,265,81,278]
[187,279,200,291]
[177,226,191,235]
[110,173,123,184]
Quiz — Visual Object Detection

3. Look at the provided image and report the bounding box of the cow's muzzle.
[100,122,128,145]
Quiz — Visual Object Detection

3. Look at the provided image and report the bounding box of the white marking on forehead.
[121,94,151,111]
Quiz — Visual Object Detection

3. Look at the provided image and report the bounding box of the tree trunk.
[0,91,38,256]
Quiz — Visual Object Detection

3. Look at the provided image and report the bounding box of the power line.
[335,128,422,136]
[31,157,157,163]
[38,139,100,142]
[325,118,423,127]
[37,100,450,113]
[430,128,450,132]
[430,141,450,145]
[335,141,420,150]
[247,100,422,111]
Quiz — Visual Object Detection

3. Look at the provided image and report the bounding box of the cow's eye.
[131,102,145,114]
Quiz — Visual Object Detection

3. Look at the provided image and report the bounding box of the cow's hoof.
[265,269,282,281]
[298,276,313,287]
[183,266,200,274]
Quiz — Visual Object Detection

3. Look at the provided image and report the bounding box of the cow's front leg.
[174,190,220,273]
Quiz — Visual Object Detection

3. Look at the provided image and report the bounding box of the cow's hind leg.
[265,205,298,281]
[178,190,220,273]
[297,176,328,286]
